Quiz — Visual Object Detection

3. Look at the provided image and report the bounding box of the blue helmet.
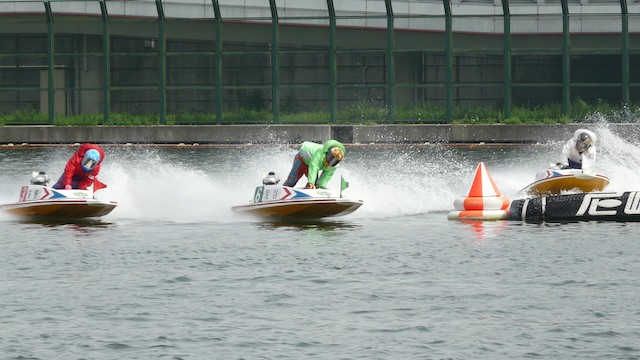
[81,149,100,172]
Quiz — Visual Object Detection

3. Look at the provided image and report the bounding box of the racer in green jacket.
[283,140,346,189]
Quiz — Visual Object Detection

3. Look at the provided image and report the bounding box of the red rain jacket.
[59,143,106,190]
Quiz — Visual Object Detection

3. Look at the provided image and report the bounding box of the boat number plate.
[20,186,43,202]
[254,187,265,203]
[254,186,284,203]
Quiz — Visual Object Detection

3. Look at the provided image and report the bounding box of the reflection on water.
[459,219,510,241]
[256,219,362,232]
[3,122,640,224]
[18,218,113,228]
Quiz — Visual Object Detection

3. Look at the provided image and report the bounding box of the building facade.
[1,0,639,123]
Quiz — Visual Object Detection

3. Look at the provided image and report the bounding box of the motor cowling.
[262,171,280,185]
[31,171,50,185]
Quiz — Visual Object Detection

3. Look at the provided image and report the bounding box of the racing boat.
[231,172,363,220]
[0,171,118,220]
[519,167,609,196]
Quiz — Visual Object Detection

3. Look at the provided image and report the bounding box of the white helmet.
[575,132,593,152]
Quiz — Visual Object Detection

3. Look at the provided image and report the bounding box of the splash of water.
[486,121,640,199]
[102,146,298,223]
[90,145,470,221]
[2,121,640,222]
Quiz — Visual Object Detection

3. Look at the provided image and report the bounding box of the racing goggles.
[324,147,344,167]
[576,138,592,152]
[82,156,98,170]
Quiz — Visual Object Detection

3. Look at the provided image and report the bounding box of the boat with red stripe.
[232,172,363,220]
[0,172,117,220]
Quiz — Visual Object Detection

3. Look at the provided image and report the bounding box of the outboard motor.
[262,171,280,185]
[30,171,50,186]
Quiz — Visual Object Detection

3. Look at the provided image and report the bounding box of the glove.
[65,184,72,190]
[305,183,316,189]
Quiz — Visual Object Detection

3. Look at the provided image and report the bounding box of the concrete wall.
[2,124,639,145]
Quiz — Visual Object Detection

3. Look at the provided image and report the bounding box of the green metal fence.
[0,0,638,125]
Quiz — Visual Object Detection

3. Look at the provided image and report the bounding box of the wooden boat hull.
[520,169,609,196]
[1,199,117,219]
[232,185,363,219]
[232,198,363,219]
[1,185,117,220]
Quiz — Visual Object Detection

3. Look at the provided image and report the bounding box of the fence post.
[269,0,280,123]
[621,0,629,107]
[213,0,223,125]
[385,0,395,124]
[45,1,55,124]
[443,0,453,123]
[155,0,166,125]
[100,0,111,124]
[561,0,570,116]
[327,0,337,124]
[502,0,511,120]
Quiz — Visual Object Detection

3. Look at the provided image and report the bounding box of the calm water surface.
[2,125,640,359]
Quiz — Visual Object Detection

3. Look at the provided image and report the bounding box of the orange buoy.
[448,162,510,221]
[453,196,510,211]
[447,209,510,221]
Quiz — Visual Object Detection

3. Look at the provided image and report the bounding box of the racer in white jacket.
[561,129,597,171]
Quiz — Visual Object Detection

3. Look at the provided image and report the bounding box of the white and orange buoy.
[447,162,510,221]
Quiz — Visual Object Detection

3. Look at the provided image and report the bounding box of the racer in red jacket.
[52,143,107,191]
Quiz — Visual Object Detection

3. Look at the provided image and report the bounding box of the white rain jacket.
[561,129,597,171]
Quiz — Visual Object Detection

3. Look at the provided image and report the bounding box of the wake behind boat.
[0,172,117,220]
[232,172,363,220]
[519,167,610,197]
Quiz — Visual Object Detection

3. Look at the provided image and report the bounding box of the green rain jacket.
[298,140,346,188]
